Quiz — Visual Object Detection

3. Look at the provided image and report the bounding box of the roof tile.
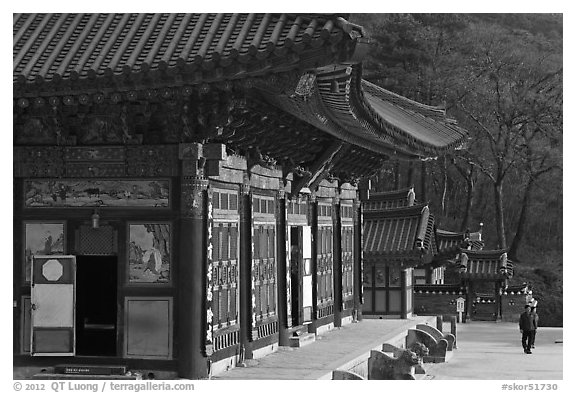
[363,203,436,266]
[13,13,352,84]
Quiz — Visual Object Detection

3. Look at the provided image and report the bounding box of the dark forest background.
[349,14,563,326]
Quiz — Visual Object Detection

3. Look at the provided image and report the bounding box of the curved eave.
[363,202,429,219]
[460,272,512,280]
[358,80,469,156]
[367,186,415,200]
[462,249,509,259]
[282,65,470,160]
[254,67,417,161]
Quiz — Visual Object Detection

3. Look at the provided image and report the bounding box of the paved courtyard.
[427,321,563,380]
[213,319,563,380]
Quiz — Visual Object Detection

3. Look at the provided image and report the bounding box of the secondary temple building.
[13,13,468,379]
[363,187,525,323]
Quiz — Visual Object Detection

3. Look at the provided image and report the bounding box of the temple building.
[415,225,484,286]
[361,188,436,318]
[455,249,514,321]
[363,186,522,323]
[410,220,520,322]
[13,13,467,379]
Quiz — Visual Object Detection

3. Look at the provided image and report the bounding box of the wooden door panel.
[31,255,75,356]
[32,284,74,326]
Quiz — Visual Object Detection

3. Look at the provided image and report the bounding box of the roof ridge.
[363,202,429,219]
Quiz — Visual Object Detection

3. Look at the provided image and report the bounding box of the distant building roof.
[433,228,484,263]
[362,186,416,211]
[457,249,513,279]
[363,203,437,267]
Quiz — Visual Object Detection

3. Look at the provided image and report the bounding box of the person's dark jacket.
[519,310,535,331]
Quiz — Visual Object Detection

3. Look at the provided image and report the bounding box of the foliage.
[350,14,563,326]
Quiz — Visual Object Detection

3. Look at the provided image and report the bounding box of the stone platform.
[212,316,436,380]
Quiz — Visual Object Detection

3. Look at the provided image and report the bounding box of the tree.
[450,159,478,232]
[355,13,562,251]
[352,13,563,325]
[450,22,562,250]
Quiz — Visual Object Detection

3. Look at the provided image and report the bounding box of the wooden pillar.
[239,183,253,358]
[495,281,502,321]
[436,315,443,332]
[406,161,414,188]
[420,161,427,202]
[308,194,318,334]
[400,269,407,319]
[353,197,363,321]
[276,191,289,346]
[178,148,209,378]
[450,315,457,348]
[394,161,400,189]
[465,280,473,323]
[13,178,22,355]
[333,196,343,327]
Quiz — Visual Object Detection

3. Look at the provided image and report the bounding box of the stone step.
[288,332,316,348]
[287,324,310,337]
[31,364,141,380]
[54,364,127,376]
[31,373,141,380]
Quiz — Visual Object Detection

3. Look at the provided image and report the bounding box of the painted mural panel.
[389,266,402,287]
[24,222,65,283]
[24,179,169,208]
[375,267,387,287]
[128,224,171,284]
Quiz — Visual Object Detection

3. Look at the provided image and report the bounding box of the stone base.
[316,322,334,336]
[210,355,240,377]
[289,332,316,348]
[32,373,141,380]
[252,342,279,359]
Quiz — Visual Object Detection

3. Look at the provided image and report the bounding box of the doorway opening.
[290,227,302,326]
[75,255,117,356]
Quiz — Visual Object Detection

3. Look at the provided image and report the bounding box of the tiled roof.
[362,187,416,211]
[13,13,362,87]
[13,13,469,161]
[436,229,468,251]
[360,81,468,154]
[433,229,484,263]
[363,203,436,266]
[457,250,513,279]
[271,67,468,159]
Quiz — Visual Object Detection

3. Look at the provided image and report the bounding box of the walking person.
[519,304,536,354]
[530,306,539,348]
